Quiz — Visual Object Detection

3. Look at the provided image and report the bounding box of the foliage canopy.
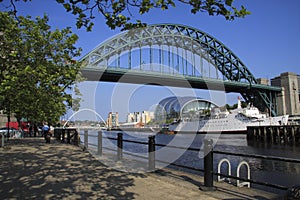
[0,12,82,124]
[2,0,250,31]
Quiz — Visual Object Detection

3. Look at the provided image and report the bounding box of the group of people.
[27,122,51,143]
[28,124,39,137]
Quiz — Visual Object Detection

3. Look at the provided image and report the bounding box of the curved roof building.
[155,96,218,122]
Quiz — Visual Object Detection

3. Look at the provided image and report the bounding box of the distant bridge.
[80,24,281,116]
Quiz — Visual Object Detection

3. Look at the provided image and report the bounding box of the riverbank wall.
[247,125,300,145]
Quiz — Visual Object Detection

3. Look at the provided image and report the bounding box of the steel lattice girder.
[80,24,280,116]
[81,24,256,82]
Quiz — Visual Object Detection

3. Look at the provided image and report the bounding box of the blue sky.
[2,0,300,122]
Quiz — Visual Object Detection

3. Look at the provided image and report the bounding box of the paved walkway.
[0,138,283,199]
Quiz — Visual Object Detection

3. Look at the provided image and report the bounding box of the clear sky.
[2,0,300,122]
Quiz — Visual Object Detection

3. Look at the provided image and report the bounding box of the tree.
[1,0,250,31]
[0,12,82,125]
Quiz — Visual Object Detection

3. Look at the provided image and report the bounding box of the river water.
[81,130,300,194]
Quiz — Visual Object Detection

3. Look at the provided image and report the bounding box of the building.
[0,111,17,127]
[270,72,300,116]
[127,112,140,123]
[126,111,154,124]
[141,111,154,124]
[107,112,119,128]
[257,78,269,85]
[155,96,217,123]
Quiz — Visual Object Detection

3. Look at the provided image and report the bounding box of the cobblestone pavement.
[0,138,283,199]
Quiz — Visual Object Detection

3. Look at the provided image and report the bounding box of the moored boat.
[168,98,289,134]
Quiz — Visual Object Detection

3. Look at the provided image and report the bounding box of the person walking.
[33,124,38,137]
[42,122,50,143]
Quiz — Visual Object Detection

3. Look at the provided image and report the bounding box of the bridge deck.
[0,138,283,199]
[82,68,281,93]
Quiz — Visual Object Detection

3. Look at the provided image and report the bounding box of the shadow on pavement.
[0,138,145,199]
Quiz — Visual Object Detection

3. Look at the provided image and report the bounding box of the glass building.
[155,96,218,123]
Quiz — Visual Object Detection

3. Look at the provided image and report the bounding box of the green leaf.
[63,3,71,12]
[225,0,233,6]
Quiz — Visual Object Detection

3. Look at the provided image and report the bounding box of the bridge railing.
[79,130,300,194]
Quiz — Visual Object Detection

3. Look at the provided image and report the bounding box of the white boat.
[168,98,289,134]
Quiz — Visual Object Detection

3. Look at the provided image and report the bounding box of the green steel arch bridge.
[80,24,282,116]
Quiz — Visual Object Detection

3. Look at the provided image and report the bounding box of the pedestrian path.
[0,138,282,199]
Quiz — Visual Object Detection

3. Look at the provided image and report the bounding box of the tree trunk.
[6,112,10,141]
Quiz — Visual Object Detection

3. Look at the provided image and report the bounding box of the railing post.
[291,126,296,145]
[117,133,123,160]
[283,126,288,143]
[55,128,58,141]
[200,139,216,191]
[270,127,274,144]
[54,128,57,139]
[275,127,280,143]
[148,135,156,171]
[84,130,88,149]
[59,128,65,142]
[62,129,66,143]
[74,129,79,146]
[98,130,102,156]
[67,129,71,144]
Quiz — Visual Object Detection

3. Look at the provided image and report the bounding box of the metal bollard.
[148,135,156,171]
[98,130,102,156]
[117,133,123,160]
[84,130,88,149]
[200,139,216,191]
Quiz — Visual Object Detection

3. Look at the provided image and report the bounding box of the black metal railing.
[54,128,79,145]
[79,130,300,192]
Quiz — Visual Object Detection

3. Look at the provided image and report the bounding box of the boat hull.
[169,114,289,134]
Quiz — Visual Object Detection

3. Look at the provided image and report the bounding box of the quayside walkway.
[0,138,283,200]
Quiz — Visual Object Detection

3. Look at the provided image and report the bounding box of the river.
[80,129,300,194]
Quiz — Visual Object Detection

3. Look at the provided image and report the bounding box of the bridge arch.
[63,108,108,128]
[82,24,256,83]
[80,24,280,116]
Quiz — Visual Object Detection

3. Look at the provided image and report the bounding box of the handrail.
[237,161,250,188]
[213,150,300,163]
[77,130,298,192]
[217,158,231,182]
[122,139,148,145]
[103,135,202,151]
[54,128,79,145]
[213,172,288,190]
[156,143,202,152]
[103,136,117,140]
